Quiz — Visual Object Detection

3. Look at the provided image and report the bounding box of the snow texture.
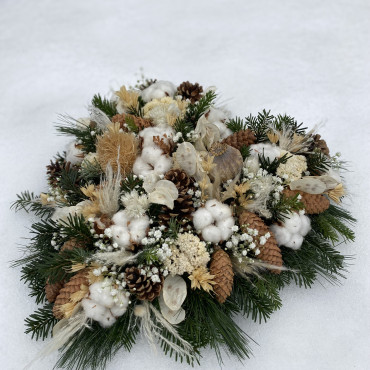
[0,0,369,369]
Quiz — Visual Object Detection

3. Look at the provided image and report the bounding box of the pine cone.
[222,129,256,150]
[311,134,330,156]
[177,81,203,104]
[112,113,153,131]
[60,238,85,252]
[124,267,163,301]
[239,211,283,274]
[283,188,330,214]
[53,271,89,319]
[209,248,234,303]
[45,279,64,303]
[158,169,195,226]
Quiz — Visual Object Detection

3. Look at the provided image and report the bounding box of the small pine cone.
[60,238,85,252]
[209,248,234,303]
[112,113,153,131]
[177,81,203,103]
[46,160,63,186]
[283,189,330,214]
[45,279,64,303]
[125,267,163,301]
[311,134,330,156]
[158,169,195,226]
[222,129,256,150]
[239,211,283,273]
[53,271,89,319]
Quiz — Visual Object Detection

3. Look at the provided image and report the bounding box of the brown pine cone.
[112,113,153,132]
[239,211,283,274]
[158,169,195,226]
[45,279,64,303]
[177,81,203,104]
[311,134,330,156]
[60,238,85,252]
[124,267,163,301]
[53,271,89,319]
[222,129,256,150]
[209,248,234,303]
[283,188,330,214]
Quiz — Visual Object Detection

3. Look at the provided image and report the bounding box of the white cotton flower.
[128,216,150,243]
[285,234,304,250]
[205,199,232,221]
[249,143,281,161]
[89,282,115,308]
[216,217,235,241]
[270,224,291,245]
[153,155,173,174]
[110,225,131,248]
[121,190,150,218]
[82,299,116,327]
[141,80,176,102]
[283,212,302,233]
[112,210,129,227]
[201,225,222,243]
[299,214,311,236]
[65,141,84,165]
[141,146,163,163]
[206,107,229,123]
[192,208,213,230]
[132,157,153,177]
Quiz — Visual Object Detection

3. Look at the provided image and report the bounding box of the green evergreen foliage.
[91,94,118,118]
[226,116,246,133]
[240,145,251,160]
[55,307,140,370]
[259,152,291,174]
[120,173,144,193]
[306,150,330,175]
[56,115,98,154]
[269,193,304,221]
[11,191,53,218]
[25,303,58,340]
[126,96,145,117]
[245,110,274,142]
[125,115,139,133]
[184,90,217,124]
[79,159,103,183]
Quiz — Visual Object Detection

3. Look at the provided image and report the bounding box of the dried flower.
[188,266,215,293]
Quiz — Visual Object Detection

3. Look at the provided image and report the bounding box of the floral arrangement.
[12,77,356,370]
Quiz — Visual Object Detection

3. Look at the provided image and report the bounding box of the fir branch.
[166,218,181,239]
[25,303,58,341]
[137,244,160,265]
[173,117,194,142]
[240,145,251,160]
[91,94,118,118]
[11,191,53,218]
[184,90,217,124]
[226,117,246,133]
[58,167,86,205]
[231,276,282,323]
[269,192,304,221]
[125,115,139,134]
[258,152,291,174]
[272,114,307,135]
[306,150,330,175]
[59,214,93,245]
[79,159,103,183]
[120,174,143,193]
[245,109,274,142]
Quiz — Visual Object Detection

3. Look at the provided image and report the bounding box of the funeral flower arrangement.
[13,77,355,369]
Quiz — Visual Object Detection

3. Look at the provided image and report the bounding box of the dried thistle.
[96,123,138,176]
[188,266,215,293]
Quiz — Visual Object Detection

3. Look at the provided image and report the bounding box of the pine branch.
[306,150,330,175]
[91,94,118,118]
[226,117,246,133]
[120,174,143,193]
[269,192,304,221]
[184,90,217,124]
[11,191,54,218]
[126,96,145,117]
[25,303,58,341]
[245,109,274,142]
[59,214,93,244]
[79,159,103,183]
[56,307,139,370]
[125,115,139,134]
[272,114,307,135]
[173,117,193,142]
[240,145,251,160]
[231,275,282,323]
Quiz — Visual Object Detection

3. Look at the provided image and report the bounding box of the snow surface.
[0,0,369,369]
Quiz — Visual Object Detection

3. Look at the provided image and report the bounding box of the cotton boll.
[250,143,281,162]
[89,282,115,308]
[98,311,117,328]
[82,298,116,327]
[284,234,304,250]
[202,225,222,243]
[112,210,129,227]
[206,107,228,123]
[141,81,176,102]
[283,213,302,234]
[205,200,232,221]
[65,141,84,165]
[244,156,260,175]
[192,208,213,230]
[128,216,150,243]
[111,225,131,248]
[299,214,311,236]
[270,224,292,246]
[153,155,173,174]
[133,157,153,177]
[216,217,235,240]
[110,304,128,317]
[141,146,163,163]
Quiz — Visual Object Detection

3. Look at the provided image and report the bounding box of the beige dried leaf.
[327,183,345,203]
[188,266,215,293]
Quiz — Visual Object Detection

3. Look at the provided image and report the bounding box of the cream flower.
[276,153,307,183]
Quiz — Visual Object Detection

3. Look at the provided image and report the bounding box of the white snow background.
[0,0,369,369]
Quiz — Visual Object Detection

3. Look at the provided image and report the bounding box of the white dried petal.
[162,275,187,311]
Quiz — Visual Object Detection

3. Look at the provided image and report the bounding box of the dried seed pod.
[209,142,243,183]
